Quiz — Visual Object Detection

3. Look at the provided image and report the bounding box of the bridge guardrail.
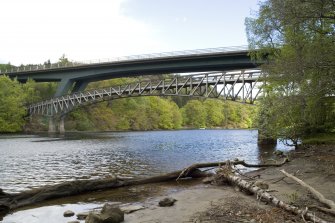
[0,45,249,74]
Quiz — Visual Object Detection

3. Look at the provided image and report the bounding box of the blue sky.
[0,0,260,65]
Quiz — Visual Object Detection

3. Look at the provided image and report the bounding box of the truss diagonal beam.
[28,70,263,116]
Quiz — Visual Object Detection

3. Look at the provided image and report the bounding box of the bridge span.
[1,46,264,133]
[30,70,263,116]
[2,46,260,97]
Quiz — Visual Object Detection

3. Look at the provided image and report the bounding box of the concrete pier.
[59,116,65,134]
[48,116,66,134]
[48,118,57,133]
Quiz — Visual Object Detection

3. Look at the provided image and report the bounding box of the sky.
[0,0,260,66]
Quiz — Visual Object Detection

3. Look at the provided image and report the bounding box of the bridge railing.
[28,70,264,116]
[0,45,249,74]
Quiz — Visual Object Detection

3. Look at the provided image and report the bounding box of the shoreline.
[2,144,335,222]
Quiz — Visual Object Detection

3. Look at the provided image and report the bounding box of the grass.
[302,132,335,145]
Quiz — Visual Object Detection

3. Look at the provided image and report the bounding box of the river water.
[0,129,292,222]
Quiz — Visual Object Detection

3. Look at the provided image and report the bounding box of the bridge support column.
[72,80,89,93]
[55,78,75,97]
[59,116,65,135]
[48,118,57,133]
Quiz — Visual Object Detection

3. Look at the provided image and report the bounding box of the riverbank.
[2,144,334,223]
[125,144,335,222]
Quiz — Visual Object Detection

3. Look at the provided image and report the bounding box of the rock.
[120,204,145,214]
[85,203,124,223]
[158,197,177,207]
[234,186,241,192]
[63,210,75,217]
[254,180,269,190]
[68,221,80,223]
[202,176,215,184]
[85,213,101,223]
[77,212,90,220]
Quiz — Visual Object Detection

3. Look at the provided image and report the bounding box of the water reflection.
[257,143,277,162]
[0,130,292,193]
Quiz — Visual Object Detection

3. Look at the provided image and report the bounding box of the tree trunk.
[220,165,328,223]
[280,169,335,216]
[0,158,288,214]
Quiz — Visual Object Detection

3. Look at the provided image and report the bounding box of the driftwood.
[0,158,288,215]
[219,165,328,223]
[280,169,335,216]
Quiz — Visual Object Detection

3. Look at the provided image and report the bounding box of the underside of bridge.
[29,70,263,134]
[1,47,263,133]
[5,48,260,97]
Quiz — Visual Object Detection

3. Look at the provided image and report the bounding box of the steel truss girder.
[28,70,264,117]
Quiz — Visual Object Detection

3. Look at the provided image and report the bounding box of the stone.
[85,213,101,223]
[77,212,90,220]
[120,204,145,214]
[85,204,124,223]
[63,210,75,217]
[158,197,177,207]
[254,180,269,190]
[68,221,80,223]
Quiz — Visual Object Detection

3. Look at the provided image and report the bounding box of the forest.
[0,75,258,133]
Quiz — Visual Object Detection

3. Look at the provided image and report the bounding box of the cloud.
[0,0,159,65]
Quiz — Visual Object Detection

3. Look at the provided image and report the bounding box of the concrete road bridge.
[2,46,261,97]
[1,46,264,133]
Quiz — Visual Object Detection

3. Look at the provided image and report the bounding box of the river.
[0,129,292,222]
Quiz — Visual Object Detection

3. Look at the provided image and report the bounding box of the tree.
[204,99,224,127]
[0,76,26,132]
[246,0,335,144]
[58,54,70,66]
[182,100,206,128]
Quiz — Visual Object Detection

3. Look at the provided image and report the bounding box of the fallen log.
[280,169,335,216]
[219,164,328,223]
[0,158,288,216]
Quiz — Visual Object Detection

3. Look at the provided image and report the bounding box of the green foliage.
[182,100,206,128]
[0,76,26,132]
[302,133,335,145]
[204,99,224,127]
[66,108,94,131]
[182,99,257,129]
[58,54,70,66]
[0,69,258,132]
[63,96,183,131]
[246,0,335,144]
[0,63,14,72]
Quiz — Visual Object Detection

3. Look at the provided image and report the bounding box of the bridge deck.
[29,71,263,116]
[2,46,260,97]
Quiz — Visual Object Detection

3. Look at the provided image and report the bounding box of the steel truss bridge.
[28,70,263,117]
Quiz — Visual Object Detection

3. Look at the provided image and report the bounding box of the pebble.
[63,210,75,217]
[158,197,177,207]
